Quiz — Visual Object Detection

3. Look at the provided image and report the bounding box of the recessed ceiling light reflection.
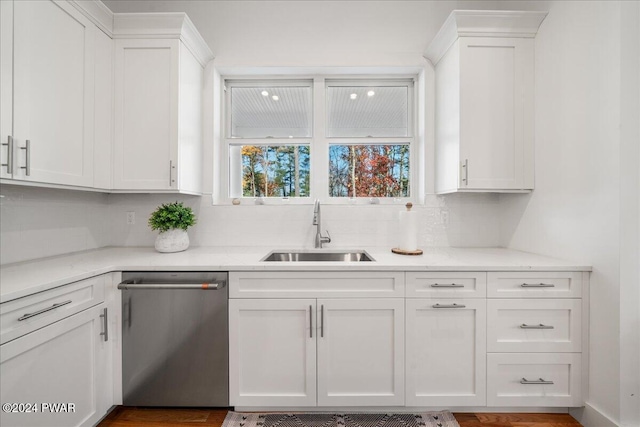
[367,90,375,97]
[350,93,357,100]
[272,95,279,101]
[261,90,269,96]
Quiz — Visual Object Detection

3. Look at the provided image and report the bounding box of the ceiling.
[102,1,544,67]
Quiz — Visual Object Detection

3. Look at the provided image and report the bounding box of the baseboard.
[235,406,568,413]
[570,403,618,427]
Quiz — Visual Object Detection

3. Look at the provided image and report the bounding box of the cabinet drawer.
[229,271,404,298]
[406,272,486,298]
[487,299,581,352]
[488,272,583,298]
[487,353,582,407]
[0,275,105,344]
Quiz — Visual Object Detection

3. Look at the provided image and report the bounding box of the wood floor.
[98,407,583,427]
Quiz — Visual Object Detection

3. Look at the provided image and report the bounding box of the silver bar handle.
[169,160,176,187]
[18,300,72,321]
[521,283,555,288]
[433,303,466,309]
[117,281,224,290]
[100,308,109,341]
[20,139,30,176]
[309,305,313,338]
[2,135,12,174]
[320,304,324,338]
[431,283,464,288]
[520,323,554,329]
[521,377,554,385]
[125,297,132,328]
[461,159,468,185]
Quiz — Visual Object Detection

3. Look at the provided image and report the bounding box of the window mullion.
[312,76,329,201]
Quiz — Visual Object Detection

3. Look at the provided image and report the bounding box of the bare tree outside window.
[329,144,410,197]
[241,145,310,197]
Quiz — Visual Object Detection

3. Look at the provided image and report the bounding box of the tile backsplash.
[0,185,502,264]
[0,185,111,265]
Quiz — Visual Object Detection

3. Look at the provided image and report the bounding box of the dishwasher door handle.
[117,281,225,290]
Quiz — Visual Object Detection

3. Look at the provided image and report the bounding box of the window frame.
[221,75,417,205]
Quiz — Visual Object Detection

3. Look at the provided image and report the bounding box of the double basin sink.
[262,250,374,262]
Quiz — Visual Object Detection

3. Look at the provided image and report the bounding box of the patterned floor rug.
[222,411,460,427]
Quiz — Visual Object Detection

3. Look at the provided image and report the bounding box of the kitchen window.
[224,77,415,203]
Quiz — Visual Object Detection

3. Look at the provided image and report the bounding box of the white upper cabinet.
[426,11,546,194]
[0,1,13,180]
[1,4,212,193]
[2,0,96,187]
[112,14,212,193]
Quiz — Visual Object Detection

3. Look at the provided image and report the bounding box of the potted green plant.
[148,201,197,253]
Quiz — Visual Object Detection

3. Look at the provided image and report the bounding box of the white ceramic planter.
[155,229,190,253]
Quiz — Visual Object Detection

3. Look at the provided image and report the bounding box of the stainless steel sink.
[261,250,374,262]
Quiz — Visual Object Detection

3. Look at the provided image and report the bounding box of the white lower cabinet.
[317,299,405,406]
[0,304,111,427]
[487,353,582,407]
[229,299,317,407]
[229,270,588,410]
[487,299,582,353]
[229,298,404,407]
[405,299,486,406]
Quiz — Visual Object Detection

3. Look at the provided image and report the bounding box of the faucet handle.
[324,229,331,243]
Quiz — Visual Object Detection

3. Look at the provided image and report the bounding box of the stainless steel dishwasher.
[118,271,228,407]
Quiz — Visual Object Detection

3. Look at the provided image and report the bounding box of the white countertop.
[0,246,591,303]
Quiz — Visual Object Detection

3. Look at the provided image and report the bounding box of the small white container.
[155,229,190,253]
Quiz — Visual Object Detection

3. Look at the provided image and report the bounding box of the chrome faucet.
[313,199,331,248]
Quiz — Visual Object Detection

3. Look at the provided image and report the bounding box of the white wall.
[105,192,501,250]
[618,2,640,426]
[95,0,506,253]
[103,0,503,68]
[1,3,637,425]
[0,0,509,266]
[0,185,111,264]
[0,187,501,265]
[498,1,638,425]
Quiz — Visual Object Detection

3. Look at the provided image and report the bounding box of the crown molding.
[112,12,214,66]
[69,0,114,35]
[425,10,548,65]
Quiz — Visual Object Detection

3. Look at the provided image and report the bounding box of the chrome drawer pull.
[100,308,109,341]
[520,323,554,329]
[432,303,466,309]
[2,135,13,174]
[20,139,30,176]
[117,281,224,290]
[521,377,554,385]
[309,305,313,338]
[431,283,464,288]
[18,300,72,321]
[521,283,555,288]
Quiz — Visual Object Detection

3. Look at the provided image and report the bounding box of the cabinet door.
[12,0,95,187]
[229,299,316,407]
[317,299,404,406]
[459,37,534,190]
[0,0,12,179]
[405,299,486,406]
[0,305,109,427]
[113,39,179,190]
